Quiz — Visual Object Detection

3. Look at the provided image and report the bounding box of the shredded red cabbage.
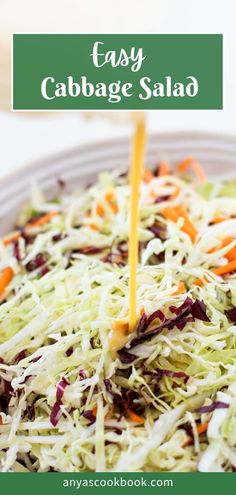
[128,299,193,349]
[56,378,69,402]
[142,367,189,383]
[125,298,210,350]
[112,388,144,417]
[147,309,165,325]
[225,307,236,324]
[169,297,193,315]
[197,401,229,413]
[83,410,96,424]
[14,350,26,364]
[50,401,62,427]
[79,370,87,380]
[104,378,112,392]
[136,313,148,334]
[13,240,21,261]
[117,349,137,364]
[190,300,210,322]
[26,253,48,272]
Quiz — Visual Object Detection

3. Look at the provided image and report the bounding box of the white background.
[0,0,235,178]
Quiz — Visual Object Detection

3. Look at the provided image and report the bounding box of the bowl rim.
[1,129,236,191]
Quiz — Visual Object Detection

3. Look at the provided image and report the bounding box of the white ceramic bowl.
[1,131,236,235]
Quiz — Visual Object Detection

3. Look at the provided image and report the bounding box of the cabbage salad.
[0,157,236,473]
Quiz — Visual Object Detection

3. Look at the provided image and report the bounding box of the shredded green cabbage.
[0,167,236,473]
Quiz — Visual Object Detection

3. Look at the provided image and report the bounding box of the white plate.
[1,131,236,235]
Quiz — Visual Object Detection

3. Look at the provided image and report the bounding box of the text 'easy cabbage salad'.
[0,157,236,473]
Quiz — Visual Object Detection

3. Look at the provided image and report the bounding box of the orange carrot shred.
[193,278,204,286]
[92,406,97,417]
[0,267,14,296]
[226,247,236,262]
[105,191,119,214]
[162,206,179,223]
[143,168,154,183]
[28,211,58,228]
[208,236,236,261]
[213,259,236,277]
[96,204,105,217]
[210,217,227,225]
[194,257,236,286]
[2,231,20,246]
[172,282,186,296]
[196,422,209,435]
[88,223,99,231]
[221,237,236,261]
[170,186,181,200]
[175,205,197,242]
[105,192,115,202]
[127,409,145,424]
[162,205,197,242]
[177,156,206,183]
[110,202,119,214]
[177,157,194,173]
[182,421,209,448]
[158,160,170,177]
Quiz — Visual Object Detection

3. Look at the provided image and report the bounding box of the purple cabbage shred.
[50,401,62,427]
[197,401,229,413]
[83,410,96,424]
[56,378,69,402]
[117,349,137,364]
[225,307,236,324]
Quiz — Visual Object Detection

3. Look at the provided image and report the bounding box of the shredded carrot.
[143,168,154,183]
[0,267,14,296]
[172,282,186,296]
[28,211,58,228]
[210,216,226,225]
[175,205,197,242]
[140,306,145,316]
[170,186,181,200]
[221,236,234,247]
[177,156,206,183]
[196,422,209,435]
[162,205,197,242]
[2,231,20,246]
[193,278,204,286]
[194,256,236,286]
[110,202,119,214]
[105,191,119,214]
[2,213,59,245]
[226,248,236,262]
[213,259,236,277]
[221,237,236,261]
[162,206,179,223]
[96,204,105,217]
[177,157,194,173]
[105,192,115,202]
[92,406,97,417]
[127,409,145,424]
[158,160,170,176]
[209,236,236,261]
[182,421,209,447]
[88,223,99,231]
